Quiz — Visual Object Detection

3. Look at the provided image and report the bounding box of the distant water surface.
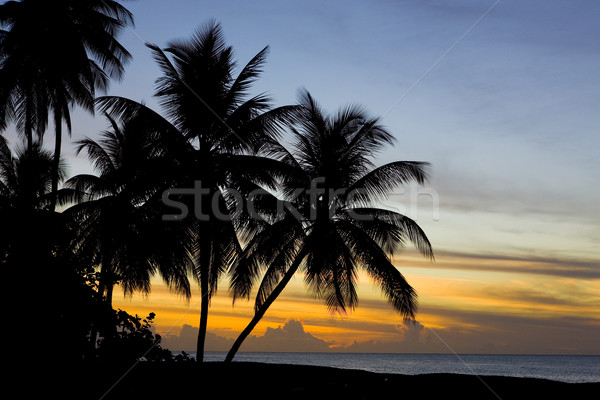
[189,352,600,383]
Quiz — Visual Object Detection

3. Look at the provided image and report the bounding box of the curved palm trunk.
[50,109,62,212]
[224,248,307,362]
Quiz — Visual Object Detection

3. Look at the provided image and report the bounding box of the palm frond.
[336,219,419,319]
[343,208,434,260]
[347,161,431,205]
[226,45,269,108]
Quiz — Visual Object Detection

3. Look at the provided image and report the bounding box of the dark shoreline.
[50,361,599,400]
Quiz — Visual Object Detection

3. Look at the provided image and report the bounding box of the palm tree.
[0,138,69,211]
[97,20,299,361]
[0,137,73,278]
[0,0,134,211]
[0,34,48,152]
[65,111,194,309]
[0,136,102,363]
[64,109,195,354]
[225,90,434,362]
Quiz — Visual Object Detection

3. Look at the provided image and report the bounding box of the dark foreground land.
[36,362,599,399]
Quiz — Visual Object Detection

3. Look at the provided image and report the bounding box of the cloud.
[162,319,332,353]
[241,319,333,353]
[161,312,600,355]
[161,319,447,354]
[396,249,600,280]
[343,319,446,354]
[162,324,234,352]
[418,306,600,355]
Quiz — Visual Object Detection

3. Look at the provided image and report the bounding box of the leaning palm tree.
[225,90,434,361]
[97,20,298,361]
[0,0,134,211]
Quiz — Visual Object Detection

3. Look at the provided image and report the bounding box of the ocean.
[190,352,600,383]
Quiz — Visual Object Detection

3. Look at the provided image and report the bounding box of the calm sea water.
[190,352,600,383]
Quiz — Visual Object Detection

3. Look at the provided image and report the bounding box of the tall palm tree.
[225,90,434,361]
[97,20,299,361]
[0,0,134,211]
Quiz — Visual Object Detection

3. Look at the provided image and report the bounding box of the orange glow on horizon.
[112,250,600,352]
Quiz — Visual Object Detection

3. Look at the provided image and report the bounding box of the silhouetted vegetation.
[225,90,434,361]
[96,311,175,364]
[1,1,433,370]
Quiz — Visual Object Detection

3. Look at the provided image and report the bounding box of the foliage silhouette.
[0,137,97,364]
[96,310,173,364]
[65,112,194,309]
[96,20,299,361]
[225,90,433,361]
[1,3,437,370]
[0,0,134,211]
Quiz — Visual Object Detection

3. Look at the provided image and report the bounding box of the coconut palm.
[96,20,299,361]
[0,138,69,211]
[0,136,112,364]
[0,7,45,150]
[65,111,194,309]
[225,90,434,361]
[0,137,77,282]
[0,41,48,152]
[0,0,134,211]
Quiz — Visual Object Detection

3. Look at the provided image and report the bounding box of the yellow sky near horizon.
[112,248,600,354]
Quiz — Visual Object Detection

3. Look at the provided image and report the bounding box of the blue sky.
[68,0,599,260]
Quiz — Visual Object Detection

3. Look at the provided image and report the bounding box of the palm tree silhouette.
[65,112,194,309]
[225,90,434,362]
[0,32,48,151]
[0,0,134,211]
[97,20,298,361]
[0,137,75,280]
[0,137,105,363]
[0,138,70,211]
[64,110,195,353]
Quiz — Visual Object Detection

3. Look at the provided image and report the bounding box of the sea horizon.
[170,352,600,383]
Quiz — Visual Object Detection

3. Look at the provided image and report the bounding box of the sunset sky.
[5,0,599,354]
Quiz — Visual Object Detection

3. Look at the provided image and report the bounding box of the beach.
[60,362,599,400]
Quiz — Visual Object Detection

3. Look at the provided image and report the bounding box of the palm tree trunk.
[196,234,212,362]
[224,248,307,362]
[196,272,209,362]
[106,278,114,309]
[50,109,62,212]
